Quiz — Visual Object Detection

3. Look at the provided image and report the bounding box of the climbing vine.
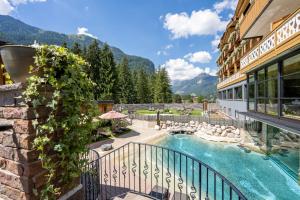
[23,45,97,199]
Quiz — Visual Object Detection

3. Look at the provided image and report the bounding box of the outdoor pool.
[157,134,300,200]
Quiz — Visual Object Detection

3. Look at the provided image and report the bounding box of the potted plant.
[0,45,36,83]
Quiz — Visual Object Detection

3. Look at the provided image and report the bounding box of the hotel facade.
[216,0,300,183]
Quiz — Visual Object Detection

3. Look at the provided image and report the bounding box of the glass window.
[258,81,265,97]
[267,79,278,98]
[248,83,255,99]
[234,86,243,99]
[267,64,278,79]
[249,99,255,111]
[258,69,265,81]
[228,89,233,99]
[257,99,265,113]
[249,74,254,83]
[282,54,300,120]
[266,99,278,115]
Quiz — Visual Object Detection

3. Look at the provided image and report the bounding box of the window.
[228,89,233,100]
[234,86,243,100]
[246,52,300,120]
[282,54,300,120]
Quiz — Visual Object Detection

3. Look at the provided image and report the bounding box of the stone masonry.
[0,83,83,200]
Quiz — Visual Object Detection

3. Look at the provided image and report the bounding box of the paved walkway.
[90,120,167,155]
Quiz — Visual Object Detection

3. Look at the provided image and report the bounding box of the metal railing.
[81,142,247,200]
[130,114,237,127]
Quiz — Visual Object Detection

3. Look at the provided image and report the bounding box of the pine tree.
[85,40,102,100]
[154,68,172,103]
[136,69,150,103]
[131,70,139,103]
[71,42,82,56]
[117,57,135,103]
[99,43,118,100]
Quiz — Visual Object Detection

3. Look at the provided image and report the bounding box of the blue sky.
[0,0,237,81]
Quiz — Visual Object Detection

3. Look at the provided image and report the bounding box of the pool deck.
[90,120,168,155]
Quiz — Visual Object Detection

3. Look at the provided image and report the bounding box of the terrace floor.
[89,120,168,154]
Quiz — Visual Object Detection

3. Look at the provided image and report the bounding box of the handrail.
[240,8,300,69]
[81,142,247,200]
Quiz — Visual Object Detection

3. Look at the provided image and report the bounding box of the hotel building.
[216,0,300,183]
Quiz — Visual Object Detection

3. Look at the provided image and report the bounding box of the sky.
[0,0,238,82]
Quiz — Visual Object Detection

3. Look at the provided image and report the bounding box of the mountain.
[0,15,155,73]
[172,73,217,97]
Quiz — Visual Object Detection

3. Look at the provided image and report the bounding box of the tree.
[136,69,150,103]
[71,42,82,56]
[85,40,102,100]
[117,57,135,103]
[173,94,182,103]
[61,42,68,48]
[99,44,118,100]
[197,95,205,103]
[154,68,172,103]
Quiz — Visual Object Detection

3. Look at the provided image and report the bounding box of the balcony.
[217,71,246,90]
[240,8,300,72]
[81,142,247,200]
[239,0,269,38]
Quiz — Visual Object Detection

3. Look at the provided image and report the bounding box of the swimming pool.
[157,134,300,200]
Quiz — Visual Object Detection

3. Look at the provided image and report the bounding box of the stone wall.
[0,83,82,200]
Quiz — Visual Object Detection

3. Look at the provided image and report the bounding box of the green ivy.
[23,45,97,199]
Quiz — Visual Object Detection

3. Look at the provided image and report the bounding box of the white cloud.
[184,51,212,63]
[77,27,98,39]
[162,58,216,81]
[0,0,14,15]
[214,0,238,14]
[165,44,173,49]
[0,0,46,15]
[163,9,228,39]
[211,34,221,53]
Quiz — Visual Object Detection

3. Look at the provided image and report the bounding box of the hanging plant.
[0,64,13,84]
[23,45,97,199]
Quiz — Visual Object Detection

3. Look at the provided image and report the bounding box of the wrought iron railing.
[81,142,247,200]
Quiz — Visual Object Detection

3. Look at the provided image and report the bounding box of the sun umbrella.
[99,110,128,120]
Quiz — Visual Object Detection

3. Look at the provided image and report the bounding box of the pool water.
[157,134,300,200]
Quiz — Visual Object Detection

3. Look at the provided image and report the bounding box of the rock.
[190,121,195,125]
[175,122,179,126]
[234,129,240,135]
[215,125,220,128]
[216,128,222,134]
[166,127,171,131]
[221,130,227,137]
[100,144,113,151]
[206,130,213,135]
[166,120,172,125]
[226,129,232,133]
[154,125,160,130]
[161,124,167,129]
[227,133,235,138]
[221,126,226,130]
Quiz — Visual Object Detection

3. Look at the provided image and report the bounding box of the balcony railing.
[240,9,300,70]
[217,71,246,89]
[81,142,247,200]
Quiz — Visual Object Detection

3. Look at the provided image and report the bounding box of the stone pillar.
[0,83,83,200]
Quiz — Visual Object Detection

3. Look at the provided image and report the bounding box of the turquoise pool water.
[157,134,300,200]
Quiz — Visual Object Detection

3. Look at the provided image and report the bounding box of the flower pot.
[0,45,36,83]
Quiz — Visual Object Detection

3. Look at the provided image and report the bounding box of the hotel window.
[257,69,266,113]
[248,74,255,111]
[218,92,222,99]
[266,64,278,115]
[234,86,243,100]
[228,88,233,100]
[282,54,300,120]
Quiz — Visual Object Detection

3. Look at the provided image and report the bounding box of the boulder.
[215,125,220,128]
[227,133,235,138]
[166,120,172,125]
[216,128,222,134]
[154,125,160,130]
[221,130,227,137]
[226,129,232,133]
[221,126,226,130]
[161,124,167,129]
